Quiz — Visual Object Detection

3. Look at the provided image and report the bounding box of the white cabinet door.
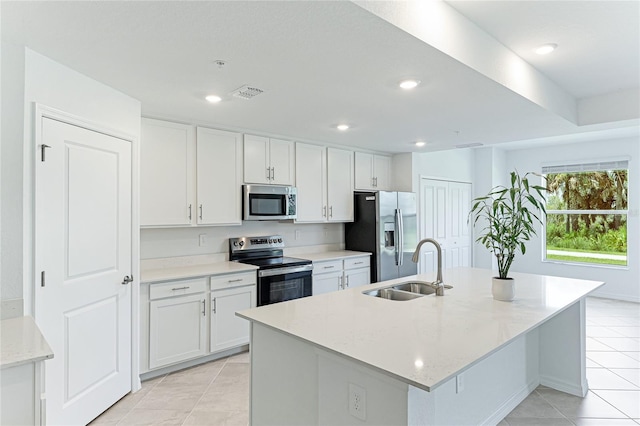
[210,285,256,353]
[312,271,343,295]
[295,143,327,222]
[140,118,194,226]
[373,155,391,190]
[196,127,242,225]
[149,293,207,369]
[355,152,374,190]
[327,148,354,222]
[244,134,270,184]
[269,138,294,185]
[344,267,370,290]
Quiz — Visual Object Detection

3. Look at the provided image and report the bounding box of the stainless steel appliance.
[242,185,297,221]
[345,191,417,283]
[229,235,312,306]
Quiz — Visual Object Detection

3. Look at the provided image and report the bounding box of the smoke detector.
[230,85,264,100]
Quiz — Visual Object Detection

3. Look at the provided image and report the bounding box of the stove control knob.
[233,241,238,247]
[239,241,244,247]
[278,238,282,243]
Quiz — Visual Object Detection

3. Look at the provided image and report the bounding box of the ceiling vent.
[230,85,264,100]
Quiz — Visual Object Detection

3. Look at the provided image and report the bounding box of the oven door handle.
[258,264,313,278]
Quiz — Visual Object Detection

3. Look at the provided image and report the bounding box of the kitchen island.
[237,267,603,425]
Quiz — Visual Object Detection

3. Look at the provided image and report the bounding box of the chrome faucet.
[412,238,445,296]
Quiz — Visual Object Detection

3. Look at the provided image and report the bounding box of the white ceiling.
[2,1,639,153]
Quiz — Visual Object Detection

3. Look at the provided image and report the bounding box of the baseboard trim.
[540,374,587,397]
[482,379,538,426]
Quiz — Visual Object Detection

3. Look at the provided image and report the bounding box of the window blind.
[542,160,628,174]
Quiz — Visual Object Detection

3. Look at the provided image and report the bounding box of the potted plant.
[469,171,546,301]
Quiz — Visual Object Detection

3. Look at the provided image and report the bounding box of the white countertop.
[1,316,54,369]
[238,267,604,392]
[297,250,371,262]
[141,261,258,283]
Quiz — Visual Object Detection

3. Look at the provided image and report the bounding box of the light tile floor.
[93,297,639,425]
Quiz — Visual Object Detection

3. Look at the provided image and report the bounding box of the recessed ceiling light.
[337,124,349,131]
[535,43,558,55]
[415,141,426,147]
[399,79,420,90]
[205,95,222,103]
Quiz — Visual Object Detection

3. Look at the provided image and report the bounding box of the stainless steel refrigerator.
[345,191,417,283]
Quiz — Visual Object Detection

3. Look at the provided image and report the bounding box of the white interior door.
[35,117,132,425]
[419,178,472,274]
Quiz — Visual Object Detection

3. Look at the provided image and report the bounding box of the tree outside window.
[543,163,628,267]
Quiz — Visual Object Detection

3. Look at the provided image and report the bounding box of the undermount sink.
[363,287,424,301]
[363,280,453,301]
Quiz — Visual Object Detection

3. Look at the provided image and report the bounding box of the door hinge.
[40,144,51,162]
[41,271,45,287]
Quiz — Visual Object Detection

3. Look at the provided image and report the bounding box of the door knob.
[122,275,133,285]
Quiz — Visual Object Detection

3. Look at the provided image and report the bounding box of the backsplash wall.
[140,222,344,259]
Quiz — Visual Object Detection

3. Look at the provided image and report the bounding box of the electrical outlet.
[199,234,207,247]
[456,373,464,394]
[348,383,366,421]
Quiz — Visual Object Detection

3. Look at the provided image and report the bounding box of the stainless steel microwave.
[243,185,297,221]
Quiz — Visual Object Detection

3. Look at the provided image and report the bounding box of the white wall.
[1,42,26,316]
[141,222,344,259]
[0,47,141,317]
[506,138,639,302]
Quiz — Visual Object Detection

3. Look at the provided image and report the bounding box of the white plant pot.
[492,277,515,301]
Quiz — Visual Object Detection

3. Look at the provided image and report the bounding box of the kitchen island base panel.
[249,298,587,425]
[539,299,588,397]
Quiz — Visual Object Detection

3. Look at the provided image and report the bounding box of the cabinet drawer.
[210,272,256,291]
[344,256,370,270]
[150,277,207,300]
[312,260,343,275]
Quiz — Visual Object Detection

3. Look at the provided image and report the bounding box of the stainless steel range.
[229,235,313,306]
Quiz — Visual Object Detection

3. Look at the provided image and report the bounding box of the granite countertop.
[237,267,604,392]
[297,250,371,262]
[141,261,258,283]
[0,316,54,369]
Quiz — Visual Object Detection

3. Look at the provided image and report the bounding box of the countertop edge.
[0,316,54,370]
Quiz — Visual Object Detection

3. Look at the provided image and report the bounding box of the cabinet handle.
[323,206,327,217]
[266,167,270,180]
[329,206,333,218]
[228,278,243,283]
[371,177,375,187]
[353,261,364,265]
[345,276,350,288]
[199,204,203,220]
[323,265,335,269]
[171,286,190,291]
[212,298,217,314]
[188,204,192,220]
[271,167,275,181]
[338,276,343,290]
[202,299,206,316]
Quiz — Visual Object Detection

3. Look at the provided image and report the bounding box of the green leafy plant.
[469,171,546,279]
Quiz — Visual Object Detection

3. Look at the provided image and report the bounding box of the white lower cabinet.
[312,256,370,295]
[144,271,257,372]
[210,285,256,352]
[149,292,207,369]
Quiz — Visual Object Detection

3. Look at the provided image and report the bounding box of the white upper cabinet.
[140,118,243,227]
[296,144,353,223]
[355,152,391,191]
[295,143,327,222]
[244,134,293,185]
[327,148,354,222]
[196,127,243,226]
[141,118,195,226]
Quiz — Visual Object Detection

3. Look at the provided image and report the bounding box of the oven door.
[257,266,312,306]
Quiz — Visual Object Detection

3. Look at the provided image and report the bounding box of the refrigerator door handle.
[397,209,404,266]
[394,209,401,265]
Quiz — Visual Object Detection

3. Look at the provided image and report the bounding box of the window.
[543,161,628,267]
